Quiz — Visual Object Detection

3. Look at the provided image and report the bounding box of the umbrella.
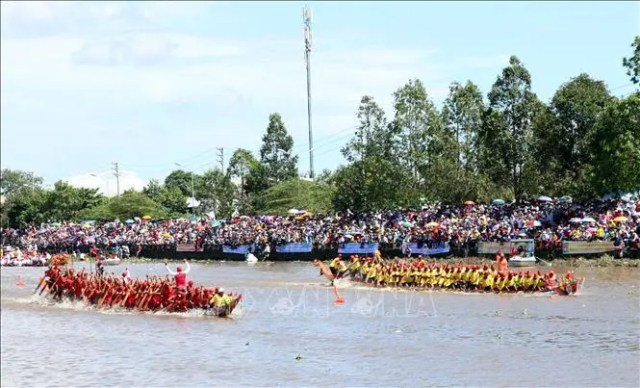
[402,221,413,227]
[464,201,475,206]
[287,209,299,215]
[569,218,582,224]
[142,215,152,220]
[492,199,505,205]
[426,222,439,228]
[125,219,134,224]
[613,216,628,223]
[559,196,573,203]
[538,196,553,202]
[581,217,596,223]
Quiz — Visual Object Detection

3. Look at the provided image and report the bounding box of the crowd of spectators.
[2,198,639,254]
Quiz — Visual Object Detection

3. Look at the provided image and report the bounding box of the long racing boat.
[312,257,582,296]
[34,256,242,317]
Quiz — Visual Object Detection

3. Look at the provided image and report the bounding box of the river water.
[1,261,639,387]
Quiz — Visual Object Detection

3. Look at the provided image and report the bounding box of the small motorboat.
[509,255,538,267]
[102,256,122,266]
[246,253,258,263]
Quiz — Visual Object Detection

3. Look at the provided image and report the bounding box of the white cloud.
[64,170,146,197]
[1,2,456,180]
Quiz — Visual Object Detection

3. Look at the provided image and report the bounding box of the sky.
[1,1,638,195]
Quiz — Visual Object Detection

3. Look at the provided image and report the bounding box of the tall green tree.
[431,81,487,202]
[588,93,640,195]
[534,74,612,196]
[478,55,538,201]
[157,186,189,216]
[227,148,257,195]
[341,96,396,163]
[392,79,441,184]
[623,35,640,86]
[442,81,485,172]
[199,168,236,219]
[164,169,197,198]
[332,157,415,213]
[142,179,162,202]
[259,113,298,184]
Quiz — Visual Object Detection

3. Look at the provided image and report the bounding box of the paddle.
[535,256,552,267]
[33,276,45,294]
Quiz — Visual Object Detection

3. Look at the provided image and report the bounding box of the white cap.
[218,287,225,293]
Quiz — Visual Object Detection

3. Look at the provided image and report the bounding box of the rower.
[496,249,508,276]
[210,288,231,309]
[122,268,131,285]
[165,259,191,291]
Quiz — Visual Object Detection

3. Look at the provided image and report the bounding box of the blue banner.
[406,242,450,255]
[222,245,253,254]
[338,242,379,254]
[276,242,313,253]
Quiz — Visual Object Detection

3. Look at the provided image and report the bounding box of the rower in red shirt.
[164,259,191,290]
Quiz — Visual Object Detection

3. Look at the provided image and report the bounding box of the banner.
[176,243,204,253]
[477,239,535,255]
[276,242,313,253]
[222,245,253,254]
[338,242,379,254]
[562,241,616,255]
[406,242,450,255]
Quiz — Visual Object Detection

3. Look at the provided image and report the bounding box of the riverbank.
[108,254,640,267]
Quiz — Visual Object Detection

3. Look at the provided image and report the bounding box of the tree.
[341,96,396,163]
[1,169,43,196]
[164,169,197,198]
[259,178,335,215]
[105,191,167,220]
[43,181,104,221]
[259,113,298,184]
[142,179,163,202]
[623,35,640,86]
[432,81,486,202]
[588,94,640,195]
[332,157,415,213]
[392,79,441,184]
[442,81,485,172]
[157,186,189,217]
[227,148,257,195]
[199,168,236,219]
[479,56,538,201]
[4,189,47,227]
[534,74,612,196]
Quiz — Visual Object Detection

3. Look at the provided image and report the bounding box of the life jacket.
[175,272,187,288]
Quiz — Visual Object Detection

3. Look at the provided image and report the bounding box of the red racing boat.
[34,260,242,318]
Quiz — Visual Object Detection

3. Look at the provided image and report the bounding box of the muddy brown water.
[1,262,639,387]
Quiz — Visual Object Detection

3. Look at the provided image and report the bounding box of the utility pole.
[272,140,278,183]
[303,5,314,179]
[112,162,120,196]
[217,147,224,174]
